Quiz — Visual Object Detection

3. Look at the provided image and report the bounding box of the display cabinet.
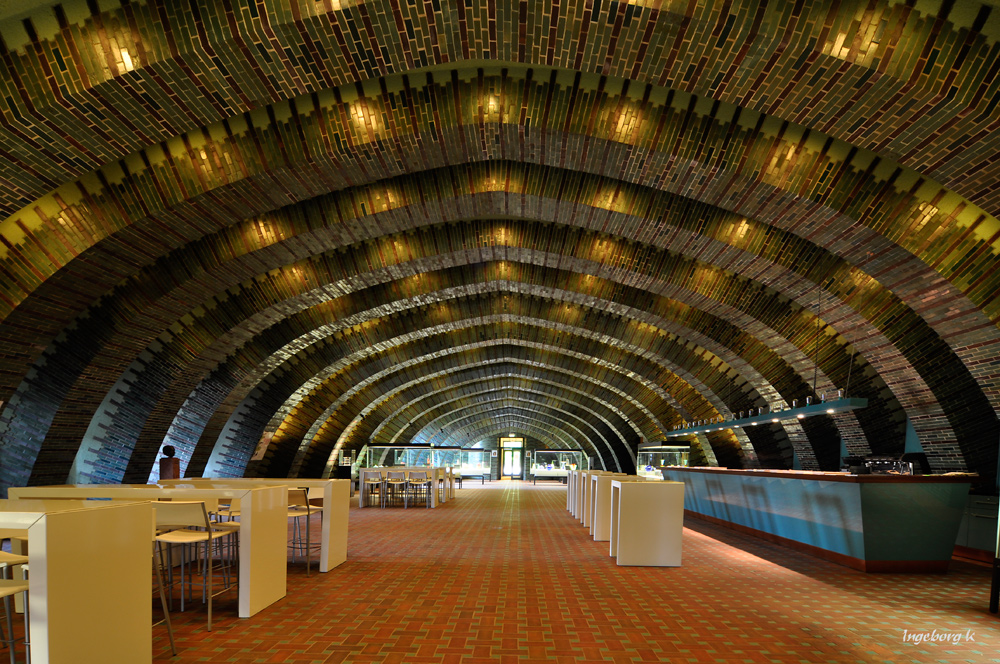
[459,449,491,480]
[636,444,690,479]
[361,445,464,468]
[530,449,587,483]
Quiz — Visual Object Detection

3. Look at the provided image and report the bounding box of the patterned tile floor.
[153,481,1000,663]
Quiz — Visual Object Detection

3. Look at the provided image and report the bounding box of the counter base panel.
[685,510,951,573]
[953,545,993,564]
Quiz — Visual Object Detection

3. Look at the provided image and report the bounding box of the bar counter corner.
[661,466,975,573]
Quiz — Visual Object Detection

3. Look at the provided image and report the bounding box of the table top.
[161,478,346,487]
[9,484,281,499]
[0,498,149,526]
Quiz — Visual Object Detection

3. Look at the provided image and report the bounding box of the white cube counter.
[609,479,685,566]
[591,474,642,541]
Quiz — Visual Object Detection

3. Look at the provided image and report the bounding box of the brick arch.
[201,338,696,481]
[0,0,996,491]
[272,277,844,475]
[288,344,769,480]
[417,399,627,471]
[249,348,685,481]
[118,217,944,479]
[0,72,996,434]
[239,306,805,479]
[1,75,995,482]
[3,69,995,360]
[2,1,996,218]
[381,376,644,445]
[3,208,976,488]
[409,394,625,463]
[348,380,639,463]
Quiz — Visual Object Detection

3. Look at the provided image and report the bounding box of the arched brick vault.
[289,346,725,474]
[366,365,666,443]
[258,286,838,476]
[297,354,678,472]
[99,249,860,482]
[222,310,755,478]
[4,206,984,486]
[0,0,997,489]
[418,400,628,468]
[414,395,628,460]
[2,1,1000,216]
[386,378,646,444]
[277,350,678,479]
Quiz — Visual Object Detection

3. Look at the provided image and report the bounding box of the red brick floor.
[153,481,1000,663]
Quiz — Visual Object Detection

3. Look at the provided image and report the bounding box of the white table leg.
[320,481,349,572]
[239,486,287,617]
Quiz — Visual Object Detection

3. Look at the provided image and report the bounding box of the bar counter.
[661,466,974,572]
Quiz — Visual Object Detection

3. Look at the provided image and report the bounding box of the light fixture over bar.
[664,397,868,438]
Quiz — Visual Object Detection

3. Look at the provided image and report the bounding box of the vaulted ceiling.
[0,0,997,490]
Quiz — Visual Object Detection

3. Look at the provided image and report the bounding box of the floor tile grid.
[149,482,1000,663]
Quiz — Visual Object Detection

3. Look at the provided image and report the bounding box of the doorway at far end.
[500,436,523,478]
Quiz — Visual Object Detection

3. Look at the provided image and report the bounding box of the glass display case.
[842,455,915,475]
[458,449,491,479]
[361,445,463,468]
[637,444,690,479]
[530,450,587,483]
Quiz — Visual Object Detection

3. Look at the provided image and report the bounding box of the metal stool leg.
[153,544,177,657]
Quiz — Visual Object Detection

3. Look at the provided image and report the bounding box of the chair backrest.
[408,471,428,481]
[153,500,211,532]
[287,488,310,512]
[363,471,383,482]
[386,471,406,480]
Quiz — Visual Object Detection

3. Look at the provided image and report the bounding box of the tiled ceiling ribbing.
[280,303,812,472]
[411,395,625,454]
[0,123,993,433]
[287,361,655,463]
[2,1,999,216]
[0,94,994,442]
[0,67,997,395]
[296,353,678,472]
[246,310,750,476]
[2,74,997,337]
[383,376,646,442]
[187,339,696,481]
[419,401,627,464]
[283,351,678,478]
[6,212,980,485]
[0,0,997,487]
[310,378,644,469]
[26,206,971,482]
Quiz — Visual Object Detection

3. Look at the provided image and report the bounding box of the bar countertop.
[661,466,977,483]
